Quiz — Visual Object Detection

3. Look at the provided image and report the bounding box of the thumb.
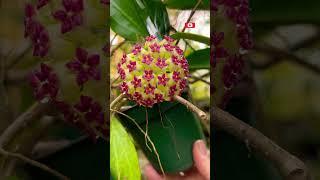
[193,140,210,180]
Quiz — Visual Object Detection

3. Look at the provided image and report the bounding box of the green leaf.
[142,0,171,36]
[110,116,141,180]
[251,0,320,24]
[110,0,148,41]
[110,0,170,41]
[117,96,205,173]
[164,0,209,10]
[186,48,210,69]
[171,32,210,45]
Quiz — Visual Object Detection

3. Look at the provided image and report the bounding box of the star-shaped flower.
[52,0,84,34]
[29,63,59,101]
[66,48,101,86]
[74,95,104,124]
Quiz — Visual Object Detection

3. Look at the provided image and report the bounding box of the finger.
[193,140,210,180]
[144,164,163,180]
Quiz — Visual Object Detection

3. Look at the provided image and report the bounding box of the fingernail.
[195,140,207,156]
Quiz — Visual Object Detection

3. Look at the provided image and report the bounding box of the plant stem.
[175,0,202,45]
[110,94,125,110]
[111,40,126,56]
[173,95,210,133]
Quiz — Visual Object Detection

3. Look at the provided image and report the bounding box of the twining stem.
[110,94,125,110]
[173,95,210,133]
[0,147,69,180]
[111,40,126,56]
[110,33,118,46]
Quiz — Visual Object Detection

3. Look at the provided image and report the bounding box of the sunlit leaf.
[186,48,210,69]
[171,32,210,45]
[110,0,170,41]
[110,116,141,180]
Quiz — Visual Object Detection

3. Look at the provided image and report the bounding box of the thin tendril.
[157,104,169,128]
[145,108,151,151]
[163,113,181,159]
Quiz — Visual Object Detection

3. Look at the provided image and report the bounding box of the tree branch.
[251,42,320,74]
[172,95,311,179]
[6,45,32,69]
[173,95,210,133]
[0,147,69,180]
[0,103,51,148]
[4,69,29,85]
[189,74,210,84]
[3,116,57,175]
[212,107,311,180]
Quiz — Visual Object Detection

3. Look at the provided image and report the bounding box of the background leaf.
[164,0,209,10]
[110,0,148,41]
[186,48,210,70]
[110,0,170,41]
[110,116,141,180]
[171,32,210,45]
[141,0,171,36]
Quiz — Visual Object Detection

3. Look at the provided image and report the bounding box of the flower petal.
[52,10,67,21]
[62,0,73,12]
[87,67,101,80]
[25,3,36,18]
[87,54,100,66]
[75,47,88,63]
[76,71,88,86]
[66,60,82,72]
[61,18,73,34]
[37,0,50,9]
[71,14,83,26]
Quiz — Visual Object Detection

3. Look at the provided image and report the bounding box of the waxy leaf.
[186,48,210,70]
[111,0,170,41]
[110,116,141,180]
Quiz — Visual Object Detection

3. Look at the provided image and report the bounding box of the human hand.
[144,140,210,180]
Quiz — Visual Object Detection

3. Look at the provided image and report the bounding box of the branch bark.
[172,95,311,180]
[252,43,320,75]
[174,95,210,133]
[0,147,69,180]
[212,107,311,180]
[0,102,51,148]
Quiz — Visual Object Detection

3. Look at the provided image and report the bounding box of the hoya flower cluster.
[212,0,253,107]
[117,35,189,107]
